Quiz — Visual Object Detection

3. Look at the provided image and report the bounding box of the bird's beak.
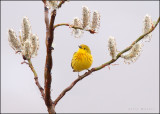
[78,45,82,48]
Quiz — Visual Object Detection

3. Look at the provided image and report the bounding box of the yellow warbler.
[71,44,93,76]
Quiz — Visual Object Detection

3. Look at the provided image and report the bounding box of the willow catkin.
[82,6,90,29]
[30,34,39,57]
[72,17,83,38]
[8,29,21,52]
[21,16,31,44]
[22,40,31,60]
[121,43,142,64]
[143,14,153,41]
[108,36,117,60]
[91,11,100,32]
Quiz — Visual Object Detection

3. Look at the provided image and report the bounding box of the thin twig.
[54,23,70,28]
[54,23,96,34]
[27,59,45,100]
[53,17,160,107]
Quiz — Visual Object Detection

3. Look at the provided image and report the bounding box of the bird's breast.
[72,52,93,72]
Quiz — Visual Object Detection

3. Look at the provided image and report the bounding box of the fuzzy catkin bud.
[72,17,83,38]
[8,29,21,52]
[22,40,31,60]
[143,14,153,41]
[21,16,31,44]
[108,36,117,60]
[121,43,142,64]
[82,6,90,29]
[73,17,82,28]
[46,0,58,10]
[30,34,39,57]
[91,11,100,32]
[18,30,23,45]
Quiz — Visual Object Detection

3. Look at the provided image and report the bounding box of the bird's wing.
[71,52,77,71]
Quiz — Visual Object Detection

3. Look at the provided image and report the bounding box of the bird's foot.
[87,69,91,72]
[78,72,82,80]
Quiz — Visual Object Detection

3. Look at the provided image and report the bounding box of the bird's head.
[78,44,91,54]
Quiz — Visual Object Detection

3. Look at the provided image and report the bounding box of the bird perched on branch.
[71,44,93,76]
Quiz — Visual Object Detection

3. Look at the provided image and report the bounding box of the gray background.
[1,1,159,113]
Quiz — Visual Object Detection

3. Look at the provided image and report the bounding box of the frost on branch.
[82,6,90,29]
[21,16,32,45]
[72,17,83,38]
[121,43,142,64]
[8,16,39,60]
[108,36,117,60]
[143,14,153,41]
[8,29,21,52]
[90,10,100,32]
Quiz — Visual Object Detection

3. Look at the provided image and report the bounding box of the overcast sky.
[1,1,159,113]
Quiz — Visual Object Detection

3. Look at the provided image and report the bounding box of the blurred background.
[1,1,159,113]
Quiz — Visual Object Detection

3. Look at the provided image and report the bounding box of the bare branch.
[42,0,57,112]
[27,58,55,113]
[27,59,45,100]
[54,23,70,28]
[44,8,57,113]
[54,23,96,34]
[53,17,160,107]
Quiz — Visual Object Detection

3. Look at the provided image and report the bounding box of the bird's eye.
[84,48,86,50]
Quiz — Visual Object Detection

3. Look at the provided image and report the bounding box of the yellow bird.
[71,44,93,76]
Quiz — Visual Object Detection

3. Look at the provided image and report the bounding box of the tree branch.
[44,2,49,31]
[53,17,160,107]
[44,9,56,108]
[54,23,96,34]
[27,59,45,100]
[43,0,56,113]
[42,1,68,113]
[42,0,45,4]
[58,0,67,8]
[54,23,70,28]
